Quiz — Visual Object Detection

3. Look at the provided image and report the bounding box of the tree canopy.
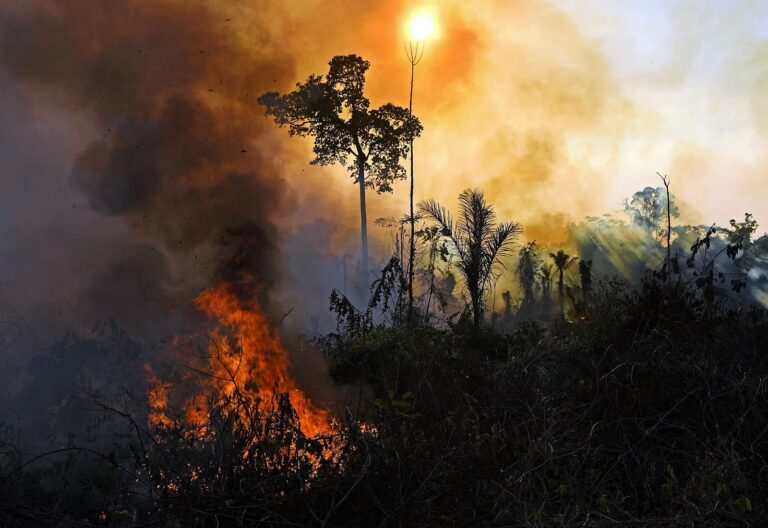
[258,55,422,192]
[624,186,680,234]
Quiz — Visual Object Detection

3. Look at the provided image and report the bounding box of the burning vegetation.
[145,281,332,439]
[2,2,768,527]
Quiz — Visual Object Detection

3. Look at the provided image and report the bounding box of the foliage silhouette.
[516,241,540,306]
[259,55,422,274]
[419,189,521,327]
[539,262,554,298]
[3,210,768,527]
[578,258,593,311]
[726,212,758,245]
[624,185,680,237]
[549,249,577,315]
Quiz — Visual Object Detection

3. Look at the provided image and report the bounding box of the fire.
[143,363,172,428]
[145,281,332,439]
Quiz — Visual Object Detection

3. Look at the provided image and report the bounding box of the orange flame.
[143,363,172,428]
[146,282,332,438]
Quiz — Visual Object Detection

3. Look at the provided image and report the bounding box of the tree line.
[260,55,768,329]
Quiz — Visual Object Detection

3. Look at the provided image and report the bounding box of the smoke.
[0,0,308,443]
[0,0,315,340]
[0,0,641,440]
[2,0,766,441]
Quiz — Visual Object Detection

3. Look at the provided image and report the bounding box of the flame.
[146,282,332,439]
[143,363,172,428]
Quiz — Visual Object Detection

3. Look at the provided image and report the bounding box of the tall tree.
[501,290,512,319]
[539,264,553,298]
[405,41,424,325]
[258,55,422,275]
[624,185,679,238]
[578,258,593,308]
[419,189,521,327]
[516,241,540,306]
[549,249,577,305]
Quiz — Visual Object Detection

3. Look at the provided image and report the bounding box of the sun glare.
[408,12,436,41]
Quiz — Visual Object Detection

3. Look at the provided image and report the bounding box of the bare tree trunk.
[424,241,437,321]
[407,60,416,325]
[358,161,368,276]
[470,285,482,328]
[659,172,672,281]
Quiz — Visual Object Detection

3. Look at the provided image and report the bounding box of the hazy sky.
[551,0,768,225]
[278,0,768,250]
[1,0,767,333]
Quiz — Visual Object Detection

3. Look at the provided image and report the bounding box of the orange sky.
[248,0,768,257]
[2,0,767,330]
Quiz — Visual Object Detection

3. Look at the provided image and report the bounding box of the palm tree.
[419,189,521,327]
[516,241,539,306]
[539,264,553,298]
[578,259,593,303]
[549,249,577,309]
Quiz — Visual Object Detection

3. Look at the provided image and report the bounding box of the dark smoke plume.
[0,0,310,441]
[1,0,299,320]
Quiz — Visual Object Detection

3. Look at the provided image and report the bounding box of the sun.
[408,12,436,41]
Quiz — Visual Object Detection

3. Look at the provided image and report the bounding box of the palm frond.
[550,249,577,271]
[516,241,540,277]
[418,199,453,237]
[458,188,496,249]
[419,189,521,326]
[481,221,522,285]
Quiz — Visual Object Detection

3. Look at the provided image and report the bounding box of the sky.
[273,0,768,253]
[551,0,768,225]
[1,0,768,338]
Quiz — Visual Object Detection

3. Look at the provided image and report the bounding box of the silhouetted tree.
[658,173,673,279]
[549,249,577,310]
[516,241,540,305]
[539,263,553,298]
[624,185,679,237]
[259,55,422,274]
[501,290,512,319]
[417,223,450,321]
[724,213,768,274]
[419,189,521,327]
[578,258,593,308]
[726,213,758,246]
